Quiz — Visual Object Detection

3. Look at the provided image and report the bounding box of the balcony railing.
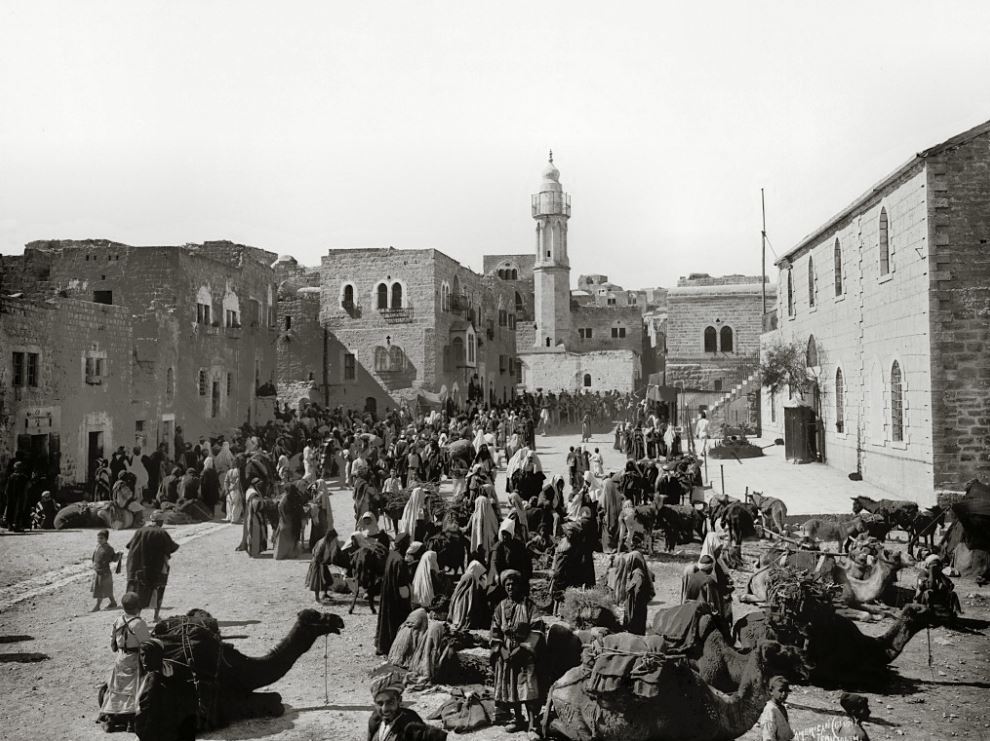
[380,307,414,324]
[762,309,778,332]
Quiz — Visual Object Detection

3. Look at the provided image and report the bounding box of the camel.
[744,551,908,608]
[649,603,808,693]
[125,608,345,740]
[735,603,935,686]
[542,639,803,741]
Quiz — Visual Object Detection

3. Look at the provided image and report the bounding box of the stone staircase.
[708,368,762,431]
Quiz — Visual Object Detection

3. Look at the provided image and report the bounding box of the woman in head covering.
[386,608,429,669]
[468,492,499,559]
[411,550,439,609]
[399,486,430,541]
[490,570,541,734]
[244,477,268,557]
[223,466,244,524]
[214,441,235,476]
[507,493,529,541]
[200,454,220,512]
[375,533,413,655]
[448,559,489,630]
[93,458,112,502]
[623,550,655,635]
[273,481,306,560]
[491,518,531,595]
[277,453,291,482]
[608,552,631,604]
[600,477,623,553]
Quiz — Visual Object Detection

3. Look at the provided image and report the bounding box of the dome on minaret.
[541,149,560,183]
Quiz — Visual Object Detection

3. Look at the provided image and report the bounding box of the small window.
[879,207,890,276]
[808,255,816,307]
[583,373,592,388]
[391,283,403,309]
[806,335,818,367]
[93,290,113,305]
[226,372,233,397]
[508,314,516,329]
[545,337,551,348]
[197,303,212,325]
[377,283,388,309]
[225,309,239,327]
[510,269,518,280]
[342,284,354,308]
[85,355,106,385]
[499,310,507,327]
[284,315,292,331]
[12,352,24,387]
[835,367,845,433]
[26,352,39,387]
[703,326,717,352]
[211,380,220,418]
[198,369,208,396]
[770,391,776,423]
[515,292,524,313]
[166,367,174,403]
[344,353,356,381]
[890,360,904,442]
[468,335,476,363]
[720,326,733,353]
[714,379,723,392]
[611,327,627,339]
[786,270,794,316]
[834,238,843,296]
[607,297,616,306]
[389,346,403,373]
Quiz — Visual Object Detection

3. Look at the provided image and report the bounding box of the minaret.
[532,150,572,349]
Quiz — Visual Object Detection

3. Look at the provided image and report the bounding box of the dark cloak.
[375,549,412,655]
[126,526,180,608]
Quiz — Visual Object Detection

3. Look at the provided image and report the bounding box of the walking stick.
[324,634,330,705]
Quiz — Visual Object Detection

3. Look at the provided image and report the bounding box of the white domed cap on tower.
[540,149,562,192]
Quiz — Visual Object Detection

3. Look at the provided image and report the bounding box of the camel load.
[542,636,805,741]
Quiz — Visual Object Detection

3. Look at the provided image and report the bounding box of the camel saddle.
[582,633,687,699]
[648,601,717,652]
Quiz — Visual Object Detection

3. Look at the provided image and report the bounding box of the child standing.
[92,529,121,611]
[98,592,151,732]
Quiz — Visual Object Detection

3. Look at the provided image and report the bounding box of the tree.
[760,340,813,397]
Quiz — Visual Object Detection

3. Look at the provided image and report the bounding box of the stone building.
[1,239,278,485]
[274,247,518,414]
[664,273,774,430]
[760,118,990,504]
[486,157,646,393]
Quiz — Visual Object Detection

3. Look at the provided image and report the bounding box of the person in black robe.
[200,459,220,511]
[126,524,180,609]
[375,532,412,656]
[491,519,532,598]
[156,467,182,507]
[352,472,380,521]
[3,461,30,531]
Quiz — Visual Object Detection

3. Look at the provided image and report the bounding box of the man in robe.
[125,523,180,609]
[682,554,726,620]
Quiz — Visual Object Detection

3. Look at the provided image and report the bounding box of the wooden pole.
[761,188,767,316]
[720,464,725,495]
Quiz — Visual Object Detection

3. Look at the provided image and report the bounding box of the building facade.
[760,118,990,504]
[1,240,278,485]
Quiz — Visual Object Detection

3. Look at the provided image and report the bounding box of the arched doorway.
[364,396,378,416]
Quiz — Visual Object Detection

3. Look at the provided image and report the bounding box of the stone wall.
[927,131,990,489]
[1,297,132,485]
[518,349,640,393]
[760,164,935,504]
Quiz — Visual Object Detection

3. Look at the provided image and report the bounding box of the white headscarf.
[214,441,235,473]
[411,550,439,607]
[399,486,427,537]
[700,532,723,561]
[470,494,499,553]
[499,516,516,539]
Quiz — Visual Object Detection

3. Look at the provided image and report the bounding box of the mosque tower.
[532,151,572,349]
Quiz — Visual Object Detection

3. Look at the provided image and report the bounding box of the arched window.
[198,369,208,396]
[806,335,818,367]
[376,282,388,309]
[807,255,816,307]
[583,373,592,388]
[719,326,734,353]
[786,270,794,316]
[879,207,890,276]
[835,367,845,433]
[703,326,717,353]
[510,269,518,280]
[223,289,240,327]
[373,346,388,372]
[440,282,450,311]
[391,282,403,309]
[833,238,843,296]
[890,360,904,442]
[515,291,524,313]
[166,367,174,403]
[389,345,404,373]
[342,284,354,308]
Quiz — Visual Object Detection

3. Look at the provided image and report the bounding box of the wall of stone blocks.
[927,132,990,490]
[568,305,645,354]
[760,164,935,504]
[518,349,639,393]
[1,297,133,485]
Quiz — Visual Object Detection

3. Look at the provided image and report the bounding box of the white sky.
[2,1,989,290]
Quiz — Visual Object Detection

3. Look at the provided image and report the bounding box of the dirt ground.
[1,431,988,741]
